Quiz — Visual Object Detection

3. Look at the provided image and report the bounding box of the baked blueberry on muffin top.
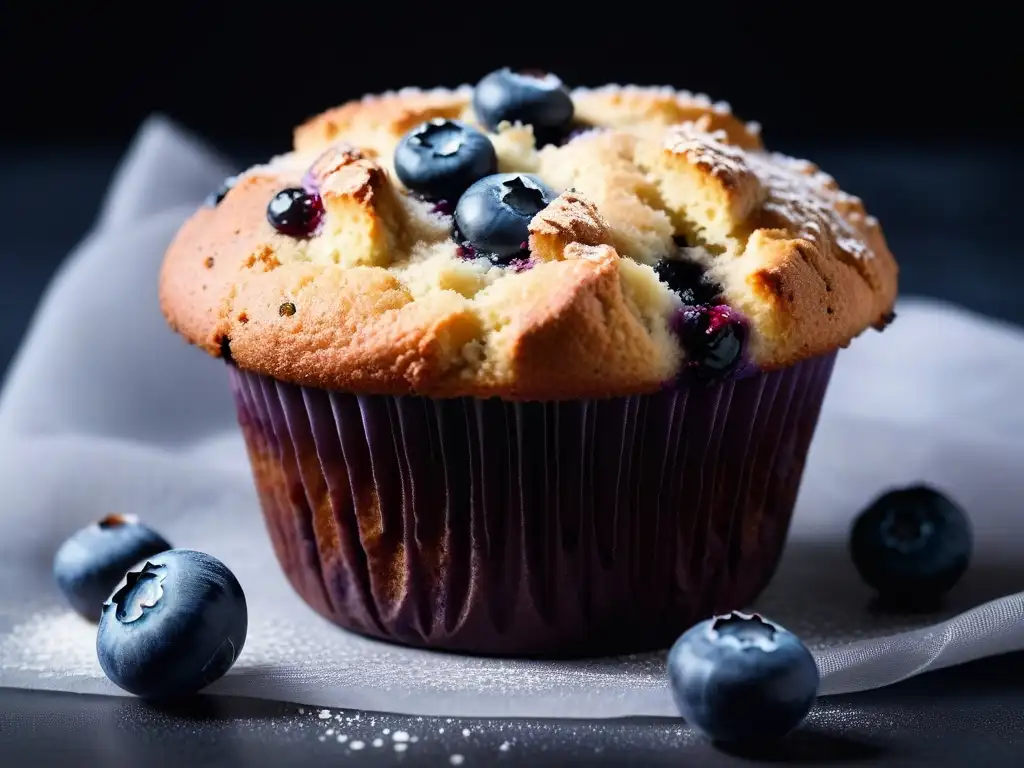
[161,71,898,399]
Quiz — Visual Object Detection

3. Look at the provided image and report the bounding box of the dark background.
[2,4,1024,765]
[1,5,1018,152]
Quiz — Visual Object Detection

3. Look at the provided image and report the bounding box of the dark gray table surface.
[0,142,1021,766]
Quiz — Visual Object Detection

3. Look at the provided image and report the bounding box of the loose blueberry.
[668,612,819,745]
[672,305,746,380]
[850,485,972,605]
[96,549,247,699]
[266,187,324,237]
[394,119,498,202]
[654,257,723,306]
[53,515,172,623]
[454,173,554,265]
[204,175,238,207]
[472,68,574,144]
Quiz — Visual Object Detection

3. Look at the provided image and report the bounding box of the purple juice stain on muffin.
[429,198,456,217]
[455,241,478,260]
[508,257,535,273]
[454,238,533,272]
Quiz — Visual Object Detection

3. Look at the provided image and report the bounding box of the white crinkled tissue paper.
[0,118,1022,718]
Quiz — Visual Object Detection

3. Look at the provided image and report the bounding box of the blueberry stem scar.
[707,611,779,650]
[500,176,548,217]
[881,508,934,553]
[412,121,466,157]
[112,562,168,624]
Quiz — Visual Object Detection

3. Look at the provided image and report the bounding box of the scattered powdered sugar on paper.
[0,610,100,678]
[0,608,666,700]
[0,584,976,709]
[286,702,705,763]
[227,614,670,699]
[294,704,517,762]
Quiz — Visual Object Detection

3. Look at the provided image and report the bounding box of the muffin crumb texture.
[160,76,897,399]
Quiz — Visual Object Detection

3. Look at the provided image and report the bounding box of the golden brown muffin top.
[160,78,897,400]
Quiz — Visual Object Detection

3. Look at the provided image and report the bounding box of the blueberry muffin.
[160,70,898,656]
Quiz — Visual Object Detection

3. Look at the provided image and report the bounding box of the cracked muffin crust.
[160,78,898,400]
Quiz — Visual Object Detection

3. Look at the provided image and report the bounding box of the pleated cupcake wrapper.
[228,353,836,657]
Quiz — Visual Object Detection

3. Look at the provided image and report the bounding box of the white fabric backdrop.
[0,118,1021,717]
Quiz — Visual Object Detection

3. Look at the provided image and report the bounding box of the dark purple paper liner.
[228,353,836,657]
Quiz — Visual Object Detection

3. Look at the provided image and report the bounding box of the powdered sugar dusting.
[292,703,697,762]
[665,124,873,259]
[0,610,99,678]
[668,126,751,188]
[0,607,670,699]
[1,590,939,711]
[759,153,872,258]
